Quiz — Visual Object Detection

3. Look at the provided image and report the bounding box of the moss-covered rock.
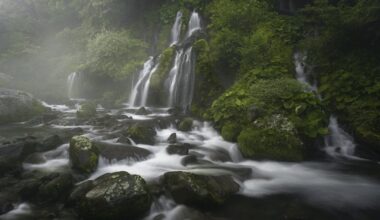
[221,123,242,142]
[238,114,303,161]
[178,117,194,132]
[126,124,157,145]
[77,102,97,119]
[74,171,152,220]
[69,136,99,173]
[163,171,239,207]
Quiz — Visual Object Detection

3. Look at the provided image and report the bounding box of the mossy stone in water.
[221,123,242,142]
[75,171,152,220]
[237,114,303,161]
[178,118,194,132]
[77,102,97,119]
[69,136,99,173]
[127,124,156,145]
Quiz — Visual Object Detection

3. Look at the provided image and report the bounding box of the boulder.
[116,135,133,145]
[73,171,152,220]
[69,136,99,173]
[38,173,74,202]
[77,102,97,119]
[166,143,192,155]
[178,118,194,132]
[167,133,177,144]
[39,134,63,152]
[135,107,152,115]
[126,124,156,145]
[163,171,239,207]
[95,141,151,161]
[0,88,46,124]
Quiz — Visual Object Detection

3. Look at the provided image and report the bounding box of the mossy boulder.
[221,123,242,142]
[237,114,303,161]
[74,172,152,220]
[178,118,194,132]
[163,171,239,207]
[126,124,157,145]
[77,102,97,119]
[0,88,47,124]
[69,136,99,173]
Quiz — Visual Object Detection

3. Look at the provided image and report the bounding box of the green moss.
[127,124,157,145]
[69,136,99,173]
[178,117,194,132]
[221,123,242,142]
[237,115,303,161]
[150,47,175,90]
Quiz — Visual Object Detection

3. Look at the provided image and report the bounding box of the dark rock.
[181,155,198,166]
[68,181,94,206]
[135,107,152,115]
[0,137,40,160]
[69,136,99,173]
[167,143,193,155]
[0,156,22,177]
[126,124,156,145]
[39,134,63,151]
[178,118,194,132]
[95,141,151,162]
[116,135,133,145]
[24,153,46,164]
[0,194,14,215]
[167,133,177,144]
[163,172,239,207]
[38,173,74,202]
[74,171,152,220]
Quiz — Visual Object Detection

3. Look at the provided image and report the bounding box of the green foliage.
[81,30,147,79]
[237,115,303,161]
[221,123,242,142]
[151,47,175,89]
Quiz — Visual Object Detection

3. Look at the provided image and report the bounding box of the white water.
[141,63,159,107]
[294,52,357,158]
[0,203,32,220]
[170,11,183,46]
[67,72,81,99]
[129,57,155,107]
[187,11,201,37]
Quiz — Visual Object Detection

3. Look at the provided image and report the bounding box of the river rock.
[95,141,151,161]
[166,143,193,155]
[163,171,240,207]
[167,133,177,144]
[0,88,47,124]
[116,135,133,145]
[38,134,63,152]
[0,156,22,177]
[126,124,156,145]
[69,136,99,173]
[135,107,152,115]
[178,118,194,132]
[73,171,152,220]
[37,173,74,202]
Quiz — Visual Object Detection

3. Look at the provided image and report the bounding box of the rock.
[168,107,181,116]
[74,171,152,220]
[95,141,151,161]
[0,194,14,215]
[167,133,177,144]
[24,153,46,164]
[91,114,118,127]
[0,137,40,160]
[221,123,242,142]
[116,135,133,145]
[166,143,192,155]
[126,124,156,145]
[181,155,198,166]
[69,136,99,173]
[163,172,239,207]
[0,156,22,177]
[178,118,194,132]
[39,134,63,152]
[135,107,152,115]
[77,102,97,119]
[247,105,262,122]
[0,88,47,124]
[38,173,74,202]
[238,114,303,161]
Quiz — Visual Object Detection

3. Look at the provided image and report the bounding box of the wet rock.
[126,124,156,145]
[69,136,99,173]
[39,134,63,152]
[74,171,152,220]
[38,173,74,202]
[135,107,152,115]
[181,155,198,166]
[24,153,46,164]
[76,102,97,119]
[0,156,22,177]
[0,194,14,215]
[167,133,177,144]
[167,143,193,155]
[95,141,151,162]
[178,118,194,132]
[0,137,40,160]
[116,135,133,145]
[0,88,47,124]
[91,114,118,127]
[163,172,239,207]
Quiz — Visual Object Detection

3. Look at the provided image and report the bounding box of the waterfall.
[187,11,201,37]
[293,52,356,158]
[129,57,155,107]
[67,72,80,99]
[140,63,159,107]
[170,11,183,46]
[165,47,195,110]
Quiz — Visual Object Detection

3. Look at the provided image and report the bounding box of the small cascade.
[294,52,357,158]
[128,57,155,107]
[324,116,356,158]
[187,10,201,37]
[170,11,183,46]
[67,72,81,99]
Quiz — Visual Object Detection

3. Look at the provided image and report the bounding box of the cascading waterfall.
[128,57,155,107]
[294,52,356,158]
[170,11,183,46]
[67,72,80,99]
[187,11,201,37]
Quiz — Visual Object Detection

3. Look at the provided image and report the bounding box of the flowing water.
[67,72,81,99]
[187,11,201,38]
[170,11,183,46]
[294,52,358,159]
[129,57,155,107]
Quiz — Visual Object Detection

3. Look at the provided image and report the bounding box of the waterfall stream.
[294,52,357,159]
[170,11,183,46]
[67,72,81,99]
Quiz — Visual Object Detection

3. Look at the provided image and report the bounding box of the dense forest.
[0,0,380,219]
